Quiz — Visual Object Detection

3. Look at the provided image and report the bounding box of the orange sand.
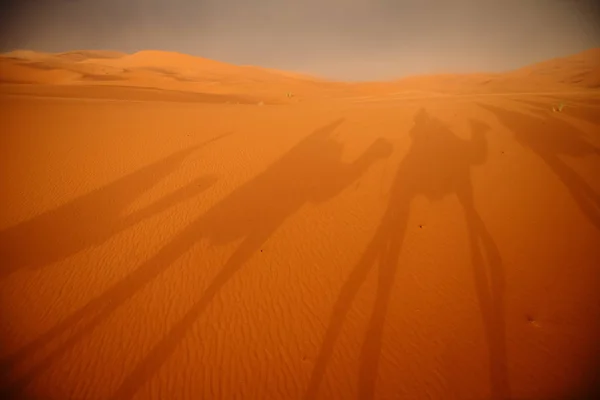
[1,48,599,400]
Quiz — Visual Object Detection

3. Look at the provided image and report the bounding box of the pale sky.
[1,0,599,80]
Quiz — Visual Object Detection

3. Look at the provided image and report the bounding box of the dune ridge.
[1,48,599,103]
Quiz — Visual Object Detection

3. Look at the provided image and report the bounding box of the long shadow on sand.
[478,102,600,229]
[0,120,393,399]
[0,133,230,280]
[305,109,510,400]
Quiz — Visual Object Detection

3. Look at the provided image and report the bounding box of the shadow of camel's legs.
[304,230,383,400]
[0,214,208,396]
[358,209,407,400]
[458,185,510,400]
[543,154,600,229]
[305,197,410,400]
[111,229,272,400]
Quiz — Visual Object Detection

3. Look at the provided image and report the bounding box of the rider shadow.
[0,120,393,399]
[0,132,230,280]
[478,102,600,229]
[306,109,510,400]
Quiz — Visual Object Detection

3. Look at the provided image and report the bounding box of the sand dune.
[2,48,597,101]
[509,48,600,88]
[0,49,349,102]
[54,50,127,62]
[0,49,599,400]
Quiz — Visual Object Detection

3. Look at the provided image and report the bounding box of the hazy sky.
[1,0,599,80]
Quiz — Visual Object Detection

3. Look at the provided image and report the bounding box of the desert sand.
[1,48,599,400]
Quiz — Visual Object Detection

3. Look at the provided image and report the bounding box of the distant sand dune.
[2,47,598,102]
[54,50,127,62]
[509,48,600,89]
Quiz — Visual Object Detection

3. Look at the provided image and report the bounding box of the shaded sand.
[1,49,600,400]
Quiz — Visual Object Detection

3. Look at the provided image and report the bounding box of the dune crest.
[1,48,599,101]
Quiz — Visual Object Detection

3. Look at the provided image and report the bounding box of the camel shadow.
[0,120,393,399]
[478,102,600,229]
[0,132,231,280]
[306,109,510,400]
